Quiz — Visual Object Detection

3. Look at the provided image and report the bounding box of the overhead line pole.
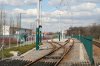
[36,0,42,50]
[39,0,42,45]
[58,0,64,41]
[2,10,6,60]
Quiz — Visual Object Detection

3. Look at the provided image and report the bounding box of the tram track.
[56,39,74,66]
[0,39,75,66]
[25,40,63,66]
[25,39,73,66]
[0,41,59,66]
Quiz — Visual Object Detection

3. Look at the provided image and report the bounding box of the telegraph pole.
[36,0,42,50]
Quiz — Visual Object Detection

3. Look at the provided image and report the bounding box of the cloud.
[12,4,100,24]
[0,0,37,6]
[71,2,96,11]
[44,10,93,19]
[95,8,100,14]
[13,8,38,16]
[24,0,37,5]
[0,0,24,6]
[1,0,99,32]
[77,0,100,3]
[48,0,100,6]
[48,0,62,6]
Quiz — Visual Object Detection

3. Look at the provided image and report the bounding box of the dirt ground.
[93,45,100,56]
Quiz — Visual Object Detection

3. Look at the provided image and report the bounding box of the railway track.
[52,40,100,66]
[0,40,67,66]
[1,39,99,66]
[24,39,73,66]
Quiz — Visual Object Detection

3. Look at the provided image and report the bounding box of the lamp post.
[36,0,42,50]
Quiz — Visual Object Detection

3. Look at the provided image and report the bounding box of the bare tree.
[66,24,100,40]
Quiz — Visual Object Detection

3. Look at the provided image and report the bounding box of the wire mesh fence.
[0,35,35,49]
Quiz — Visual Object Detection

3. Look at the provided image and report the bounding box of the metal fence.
[72,35,94,64]
[0,35,35,49]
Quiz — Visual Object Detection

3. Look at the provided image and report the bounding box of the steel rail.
[54,39,74,66]
[25,40,67,66]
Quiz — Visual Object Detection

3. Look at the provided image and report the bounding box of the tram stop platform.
[11,38,89,63]
[11,39,67,61]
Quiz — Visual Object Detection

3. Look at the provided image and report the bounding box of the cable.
[65,0,74,28]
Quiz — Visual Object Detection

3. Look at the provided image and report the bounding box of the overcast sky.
[0,0,100,32]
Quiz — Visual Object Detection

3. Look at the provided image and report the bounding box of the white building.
[1,25,33,35]
[2,25,10,35]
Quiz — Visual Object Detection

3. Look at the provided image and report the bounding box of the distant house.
[1,25,33,35]
[10,27,32,35]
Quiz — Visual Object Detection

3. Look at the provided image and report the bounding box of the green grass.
[0,43,36,59]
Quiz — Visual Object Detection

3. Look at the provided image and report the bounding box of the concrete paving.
[52,38,67,42]
[11,39,67,61]
[11,43,53,61]
[59,38,89,63]
[11,38,89,63]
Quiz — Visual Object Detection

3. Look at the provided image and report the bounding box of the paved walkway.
[11,42,53,61]
[60,38,89,63]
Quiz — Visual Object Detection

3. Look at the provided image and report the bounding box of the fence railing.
[72,35,94,64]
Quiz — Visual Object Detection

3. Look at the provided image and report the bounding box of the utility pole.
[58,12,61,41]
[19,13,21,46]
[18,13,25,46]
[39,0,42,45]
[0,10,2,35]
[61,30,64,40]
[36,0,42,50]
[16,13,22,47]
[0,9,4,60]
[19,13,21,29]
[57,0,64,41]
[16,14,20,47]
[2,10,6,60]
[9,16,13,48]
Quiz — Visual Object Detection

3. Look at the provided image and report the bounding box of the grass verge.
[0,43,35,59]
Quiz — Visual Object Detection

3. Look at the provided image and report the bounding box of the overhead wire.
[56,0,74,32]
[57,0,64,32]
[64,0,74,28]
[57,0,73,30]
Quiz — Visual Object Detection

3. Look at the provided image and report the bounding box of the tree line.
[66,24,100,39]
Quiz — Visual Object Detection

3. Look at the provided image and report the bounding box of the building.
[1,25,33,35]
[10,27,32,35]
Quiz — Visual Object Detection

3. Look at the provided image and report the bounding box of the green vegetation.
[0,44,35,59]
